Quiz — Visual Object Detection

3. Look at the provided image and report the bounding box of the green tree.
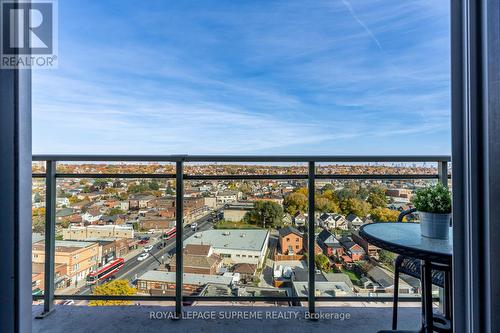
[283,192,308,216]
[127,182,149,194]
[59,220,70,228]
[243,201,283,228]
[89,280,136,306]
[104,187,118,195]
[340,198,372,218]
[321,183,335,192]
[238,182,252,195]
[379,250,396,267]
[315,196,339,213]
[295,187,308,197]
[148,181,160,191]
[68,195,79,204]
[370,207,400,222]
[367,186,388,208]
[321,189,337,202]
[108,207,125,215]
[314,253,330,271]
[165,185,175,196]
[93,178,110,190]
[336,182,360,201]
[32,219,45,233]
[118,192,129,200]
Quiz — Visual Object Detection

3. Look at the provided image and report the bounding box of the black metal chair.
[391,209,452,331]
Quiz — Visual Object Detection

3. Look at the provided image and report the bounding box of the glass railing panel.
[47,173,175,306]
[179,166,307,306]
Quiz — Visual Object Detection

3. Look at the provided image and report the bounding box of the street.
[75,209,220,296]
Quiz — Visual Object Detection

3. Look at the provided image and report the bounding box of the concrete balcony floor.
[32,304,422,333]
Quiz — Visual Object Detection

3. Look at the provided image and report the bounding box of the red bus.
[163,227,176,240]
[86,258,125,285]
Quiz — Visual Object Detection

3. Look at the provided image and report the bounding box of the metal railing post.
[37,160,56,318]
[438,161,449,187]
[437,159,449,314]
[307,161,316,315]
[174,160,184,319]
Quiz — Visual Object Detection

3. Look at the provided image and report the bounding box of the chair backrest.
[397,208,417,222]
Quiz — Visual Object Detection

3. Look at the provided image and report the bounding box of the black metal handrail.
[32,155,450,317]
[32,154,451,162]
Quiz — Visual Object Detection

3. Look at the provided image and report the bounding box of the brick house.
[32,240,99,285]
[32,262,68,293]
[232,263,257,280]
[317,229,344,257]
[339,236,365,261]
[140,218,174,230]
[351,231,379,257]
[169,244,222,275]
[278,226,303,255]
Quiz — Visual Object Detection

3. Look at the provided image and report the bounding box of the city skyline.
[33,0,451,155]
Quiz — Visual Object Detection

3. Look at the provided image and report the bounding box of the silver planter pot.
[419,211,451,239]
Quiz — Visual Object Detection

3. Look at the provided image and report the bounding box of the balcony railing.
[31,154,451,318]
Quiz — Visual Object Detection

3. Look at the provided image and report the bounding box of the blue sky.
[33,0,451,155]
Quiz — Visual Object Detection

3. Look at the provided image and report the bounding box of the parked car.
[138,239,148,245]
[143,245,153,252]
[137,253,149,261]
[191,222,198,230]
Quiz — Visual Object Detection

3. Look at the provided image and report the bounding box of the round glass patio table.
[359,222,452,264]
[359,222,452,333]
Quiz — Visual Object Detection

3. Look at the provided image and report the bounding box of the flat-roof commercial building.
[62,225,134,240]
[223,202,254,222]
[32,262,68,294]
[32,240,99,285]
[136,270,234,296]
[184,229,269,267]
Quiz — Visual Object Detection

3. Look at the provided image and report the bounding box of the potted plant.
[412,183,452,239]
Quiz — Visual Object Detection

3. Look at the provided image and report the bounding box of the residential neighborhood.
[31,162,436,303]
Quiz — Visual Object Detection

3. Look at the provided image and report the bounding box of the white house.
[120,201,130,211]
[216,191,241,204]
[346,214,364,230]
[57,197,70,207]
[318,213,348,230]
[81,212,102,223]
[294,213,307,227]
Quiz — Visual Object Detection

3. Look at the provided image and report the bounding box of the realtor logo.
[1,0,58,68]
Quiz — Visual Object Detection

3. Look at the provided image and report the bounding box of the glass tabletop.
[360,222,452,262]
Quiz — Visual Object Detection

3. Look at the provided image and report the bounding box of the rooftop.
[184,229,269,252]
[293,281,355,297]
[32,240,97,253]
[278,226,302,238]
[137,270,234,286]
[67,225,133,230]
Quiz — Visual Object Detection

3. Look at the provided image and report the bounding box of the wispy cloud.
[32,0,451,155]
[340,0,383,50]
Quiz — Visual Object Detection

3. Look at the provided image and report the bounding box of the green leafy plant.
[412,183,451,214]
